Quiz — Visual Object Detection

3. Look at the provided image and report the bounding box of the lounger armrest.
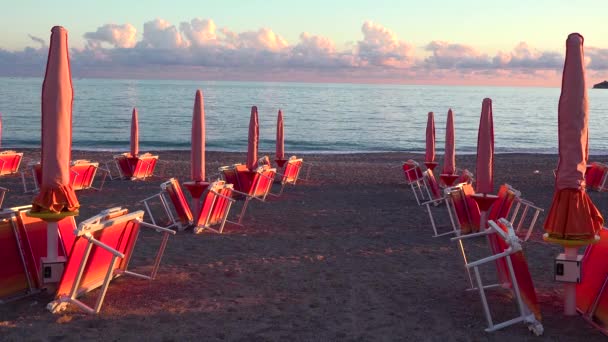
[84,233,126,258]
[231,188,252,198]
[466,247,514,269]
[212,190,236,203]
[139,192,163,203]
[420,197,443,206]
[138,221,177,235]
[450,229,492,241]
[517,198,544,211]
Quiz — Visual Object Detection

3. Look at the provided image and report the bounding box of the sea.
[1,77,608,155]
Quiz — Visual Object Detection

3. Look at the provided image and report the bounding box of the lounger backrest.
[488,184,518,221]
[586,162,608,191]
[197,183,221,228]
[132,155,158,179]
[0,213,31,300]
[163,178,193,226]
[55,210,143,302]
[402,160,423,183]
[220,165,241,191]
[577,227,608,329]
[282,159,303,185]
[448,184,481,234]
[254,168,277,198]
[424,169,442,200]
[209,182,233,226]
[0,152,23,176]
[114,154,134,178]
[15,210,76,288]
[70,160,99,190]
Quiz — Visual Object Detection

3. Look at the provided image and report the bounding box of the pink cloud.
[138,19,188,49]
[424,41,491,68]
[179,18,218,46]
[356,21,414,68]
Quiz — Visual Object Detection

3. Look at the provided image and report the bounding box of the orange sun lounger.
[452,219,543,335]
[0,205,77,303]
[586,162,608,192]
[402,160,427,205]
[110,153,158,180]
[21,160,107,193]
[0,151,23,176]
[577,227,608,335]
[141,178,194,231]
[47,207,176,314]
[270,157,303,197]
[193,180,236,234]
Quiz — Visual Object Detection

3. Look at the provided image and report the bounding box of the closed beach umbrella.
[425,111,436,170]
[476,98,494,194]
[130,107,139,157]
[0,112,3,149]
[191,90,205,182]
[442,109,456,175]
[246,106,259,171]
[276,109,285,161]
[544,33,603,241]
[32,26,79,215]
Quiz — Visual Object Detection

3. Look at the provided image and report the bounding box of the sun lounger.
[141,178,194,231]
[21,160,108,193]
[109,153,158,180]
[577,227,608,335]
[193,180,236,234]
[270,157,303,196]
[402,160,428,205]
[586,162,608,192]
[0,205,77,303]
[419,170,461,237]
[0,151,23,176]
[451,219,543,335]
[47,207,176,314]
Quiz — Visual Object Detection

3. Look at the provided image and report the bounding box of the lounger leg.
[94,256,119,313]
[142,200,157,226]
[69,243,94,300]
[446,199,458,234]
[509,202,521,225]
[238,198,251,225]
[459,240,475,290]
[516,206,529,233]
[426,203,439,236]
[409,183,421,205]
[524,209,541,242]
[159,194,178,229]
[474,266,494,330]
[505,255,527,320]
[150,232,170,280]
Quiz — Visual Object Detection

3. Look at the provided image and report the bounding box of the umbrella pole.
[46,221,59,262]
[563,246,578,316]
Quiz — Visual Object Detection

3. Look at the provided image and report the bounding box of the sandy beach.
[1,149,607,341]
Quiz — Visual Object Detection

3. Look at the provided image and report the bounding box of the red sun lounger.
[270,157,303,197]
[193,180,236,234]
[0,151,23,176]
[586,162,608,192]
[47,207,176,314]
[576,227,608,335]
[21,160,108,193]
[402,160,427,205]
[0,205,77,302]
[141,178,194,231]
[110,153,159,180]
[452,218,543,335]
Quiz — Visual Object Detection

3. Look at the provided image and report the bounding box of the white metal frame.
[229,167,277,225]
[140,179,193,231]
[402,160,429,205]
[422,183,463,238]
[269,158,303,197]
[452,219,543,335]
[47,208,176,314]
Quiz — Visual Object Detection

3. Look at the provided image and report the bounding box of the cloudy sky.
[1,0,608,86]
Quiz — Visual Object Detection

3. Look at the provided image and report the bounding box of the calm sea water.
[1,77,608,154]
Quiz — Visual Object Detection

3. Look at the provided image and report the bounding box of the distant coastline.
[593,80,608,89]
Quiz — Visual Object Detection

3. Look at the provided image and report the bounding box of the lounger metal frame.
[20,160,108,193]
[141,178,194,231]
[193,181,236,234]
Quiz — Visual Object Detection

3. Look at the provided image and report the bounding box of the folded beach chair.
[141,178,194,231]
[47,207,176,314]
[270,157,303,196]
[451,219,543,335]
[577,227,608,335]
[0,205,77,303]
[402,160,428,205]
[220,164,276,225]
[0,151,23,176]
[586,162,608,192]
[420,169,460,237]
[21,160,107,193]
[109,153,159,180]
[508,197,544,242]
[193,180,236,234]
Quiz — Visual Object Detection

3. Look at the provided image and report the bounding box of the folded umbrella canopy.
[247,106,259,171]
[440,108,459,186]
[544,33,603,241]
[130,107,139,157]
[191,90,205,183]
[32,26,79,215]
[476,98,494,195]
[425,112,437,170]
[276,109,285,167]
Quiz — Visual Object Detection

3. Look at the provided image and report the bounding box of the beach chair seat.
[447,183,481,235]
[402,160,428,205]
[141,178,194,231]
[47,207,176,314]
[0,205,77,303]
[270,157,303,196]
[193,180,236,234]
[0,151,23,176]
[110,153,159,180]
[21,160,107,193]
[419,170,461,238]
[576,227,608,335]
[451,219,543,335]
[586,162,608,192]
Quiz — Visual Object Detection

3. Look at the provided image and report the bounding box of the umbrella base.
[275,159,288,168]
[440,174,459,187]
[471,193,499,212]
[183,181,210,199]
[424,162,438,171]
[26,209,79,222]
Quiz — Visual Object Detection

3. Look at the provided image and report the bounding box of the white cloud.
[180,18,218,46]
[356,21,415,68]
[84,23,137,48]
[138,19,188,49]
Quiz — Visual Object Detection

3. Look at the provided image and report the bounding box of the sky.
[1,0,607,86]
